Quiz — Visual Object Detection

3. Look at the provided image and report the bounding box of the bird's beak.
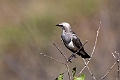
[55,24,62,27]
[55,24,60,26]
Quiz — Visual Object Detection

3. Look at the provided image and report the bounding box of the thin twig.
[115,51,120,80]
[112,52,116,59]
[91,21,102,57]
[53,42,71,80]
[82,58,96,80]
[99,61,117,80]
[99,52,119,80]
[53,42,68,61]
[117,54,119,80]
[78,21,102,76]
[62,69,68,74]
[66,63,71,80]
[40,53,65,65]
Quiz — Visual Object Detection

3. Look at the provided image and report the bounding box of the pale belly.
[68,41,79,51]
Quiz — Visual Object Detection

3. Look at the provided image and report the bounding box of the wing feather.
[71,32,82,49]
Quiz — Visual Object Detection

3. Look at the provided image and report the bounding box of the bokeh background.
[0,0,120,80]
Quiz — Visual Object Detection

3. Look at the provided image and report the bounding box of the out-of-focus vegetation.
[56,67,85,80]
[0,0,120,80]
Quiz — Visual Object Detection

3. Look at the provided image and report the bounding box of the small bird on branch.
[56,22,90,62]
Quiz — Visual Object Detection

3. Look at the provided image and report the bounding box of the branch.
[40,53,66,65]
[82,58,96,80]
[115,51,120,80]
[91,21,102,57]
[99,61,117,80]
[53,42,68,62]
[53,42,72,80]
[99,51,119,80]
[78,21,102,76]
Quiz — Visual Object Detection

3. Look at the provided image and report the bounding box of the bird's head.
[56,22,71,32]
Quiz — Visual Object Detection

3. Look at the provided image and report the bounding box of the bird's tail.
[77,51,90,59]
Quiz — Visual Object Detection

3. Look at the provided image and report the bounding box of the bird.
[56,22,90,61]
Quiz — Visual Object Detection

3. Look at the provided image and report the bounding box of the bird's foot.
[73,54,77,58]
[67,59,72,63]
[67,53,77,63]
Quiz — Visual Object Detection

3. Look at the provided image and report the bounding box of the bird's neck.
[62,28,71,33]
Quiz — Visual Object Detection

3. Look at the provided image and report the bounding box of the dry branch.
[82,58,96,80]
[40,53,65,65]
[99,61,117,80]
[78,21,102,77]
[53,42,71,80]
[99,52,119,80]
[115,51,120,80]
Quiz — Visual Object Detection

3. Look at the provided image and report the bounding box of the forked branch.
[78,21,102,77]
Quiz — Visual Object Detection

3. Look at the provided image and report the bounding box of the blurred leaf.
[74,74,85,80]
[72,67,76,77]
[55,74,64,80]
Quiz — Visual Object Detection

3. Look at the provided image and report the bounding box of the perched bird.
[56,22,90,61]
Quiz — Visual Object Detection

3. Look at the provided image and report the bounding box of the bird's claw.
[73,54,77,58]
[67,53,77,63]
[67,58,72,63]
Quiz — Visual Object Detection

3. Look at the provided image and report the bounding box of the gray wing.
[71,32,87,56]
[71,32,83,49]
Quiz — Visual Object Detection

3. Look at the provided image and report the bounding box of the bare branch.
[40,53,66,65]
[82,58,96,80]
[115,51,120,80]
[99,51,119,80]
[66,63,71,80]
[91,21,102,57]
[99,61,117,80]
[117,54,120,80]
[78,21,102,76]
[112,52,116,59]
[53,42,72,80]
[53,42,68,62]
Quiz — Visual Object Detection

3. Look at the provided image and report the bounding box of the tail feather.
[77,51,90,59]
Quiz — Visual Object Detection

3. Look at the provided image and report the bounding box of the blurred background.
[0,0,120,80]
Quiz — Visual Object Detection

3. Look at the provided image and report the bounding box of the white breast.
[68,40,79,51]
[68,41,74,48]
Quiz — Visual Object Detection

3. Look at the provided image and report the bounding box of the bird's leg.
[73,53,77,58]
[67,53,77,62]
